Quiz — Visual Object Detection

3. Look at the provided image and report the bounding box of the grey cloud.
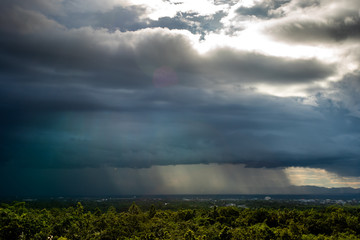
[0,17,334,90]
[276,0,320,12]
[0,167,119,197]
[292,0,320,9]
[2,0,227,37]
[268,16,360,43]
[265,0,360,43]
[0,2,335,90]
[1,82,359,178]
[0,5,64,34]
[0,0,65,16]
[55,5,148,31]
[1,0,360,182]
[0,5,345,173]
[57,7,226,36]
[147,11,226,38]
[201,49,334,84]
[322,71,360,118]
[236,0,291,19]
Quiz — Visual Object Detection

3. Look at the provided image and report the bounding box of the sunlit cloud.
[285,167,360,189]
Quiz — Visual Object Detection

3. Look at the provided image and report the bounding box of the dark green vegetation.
[2,200,360,239]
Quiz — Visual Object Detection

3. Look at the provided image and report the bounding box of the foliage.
[1,201,360,239]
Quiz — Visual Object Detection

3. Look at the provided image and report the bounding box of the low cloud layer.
[0,164,293,196]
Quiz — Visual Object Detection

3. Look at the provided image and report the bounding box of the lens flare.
[153,66,178,87]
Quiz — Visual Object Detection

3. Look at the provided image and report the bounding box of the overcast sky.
[1,0,360,196]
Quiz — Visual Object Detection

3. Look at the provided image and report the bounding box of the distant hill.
[288,185,360,195]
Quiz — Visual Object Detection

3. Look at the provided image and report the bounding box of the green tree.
[129,202,142,215]
[219,226,232,240]
[184,229,196,240]
[149,205,156,219]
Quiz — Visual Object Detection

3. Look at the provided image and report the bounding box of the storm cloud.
[1,0,360,195]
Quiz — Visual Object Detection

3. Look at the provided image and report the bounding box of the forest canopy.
[1,201,360,239]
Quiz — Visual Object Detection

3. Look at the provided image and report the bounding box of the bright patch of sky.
[285,167,360,189]
[106,0,356,99]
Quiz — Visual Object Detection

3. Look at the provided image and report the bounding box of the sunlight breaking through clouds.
[285,167,360,189]
[108,164,291,195]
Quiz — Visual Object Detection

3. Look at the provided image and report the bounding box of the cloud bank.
[1,0,360,195]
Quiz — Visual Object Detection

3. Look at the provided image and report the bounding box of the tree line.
[1,201,360,239]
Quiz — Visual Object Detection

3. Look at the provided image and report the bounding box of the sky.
[1,0,360,196]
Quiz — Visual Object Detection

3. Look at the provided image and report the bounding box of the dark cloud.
[0,167,120,197]
[1,81,359,178]
[0,0,345,175]
[201,49,334,84]
[236,0,290,19]
[1,0,360,197]
[0,0,64,16]
[324,71,360,118]
[265,0,360,43]
[56,7,226,37]
[268,16,360,43]
[0,5,334,89]
[147,11,226,38]
[57,5,148,31]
